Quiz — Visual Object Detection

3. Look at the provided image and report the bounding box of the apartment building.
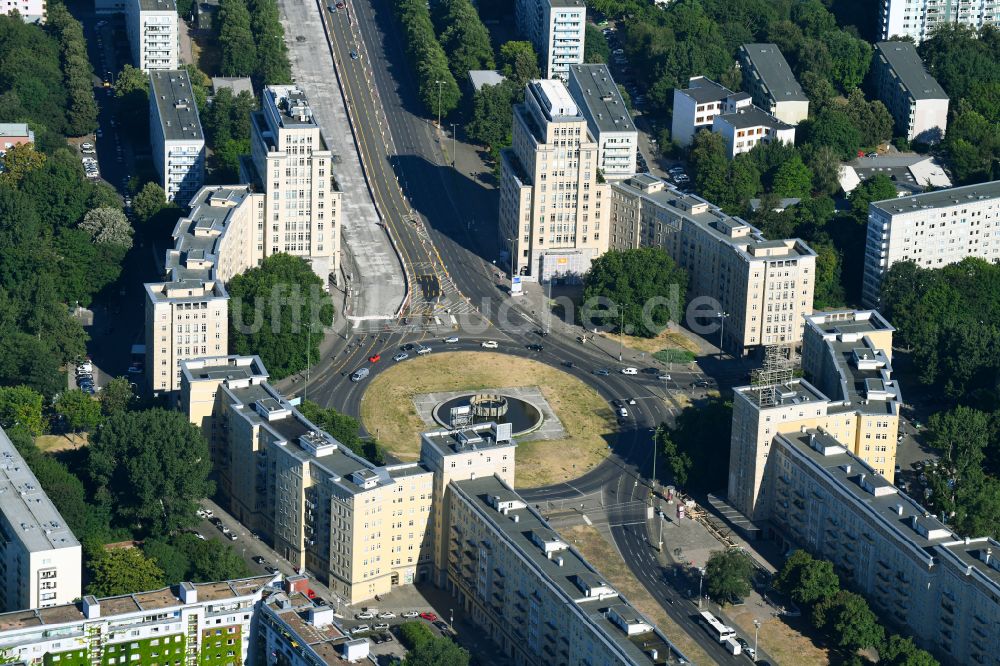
[447,475,690,665]
[145,185,268,394]
[728,310,902,521]
[872,41,949,143]
[566,64,637,180]
[514,0,585,80]
[670,76,744,147]
[609,174,816,355]
[766,429,1000,666]
[257,576,370,664]
[713,104,795,158]
[149,69,206,205]
[0,575,274,664]
[737,44,809,125]
[880,0,1000,42]
[126,0,178,71]
[0,427,81,612]
[246,85,342,286]
[0,123,34,153]
[498,79,611,281]
[2,0,44,22]
[862,179,1000,306]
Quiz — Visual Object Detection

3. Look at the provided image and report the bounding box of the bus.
[699,611,736,643]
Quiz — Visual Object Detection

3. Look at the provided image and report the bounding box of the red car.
[368,354,381,363]
[419,612,438,622]
[307,589,316,599]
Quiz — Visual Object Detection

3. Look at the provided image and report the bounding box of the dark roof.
[677,76,734,104]
[874,41,948,101]
[714,105,792,130]
[740,43,807,102]
[567,64,634,133]
[150,70,204,143]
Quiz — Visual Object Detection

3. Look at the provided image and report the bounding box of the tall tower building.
[514,0,585,80]
[247,85,342,286]
[498,79,610,281]
[880,0,1000,42]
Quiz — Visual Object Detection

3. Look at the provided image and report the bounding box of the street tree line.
[218,0,292,86]
[431,0,494,81]
[393,0,461,119]
[46,3,99,137]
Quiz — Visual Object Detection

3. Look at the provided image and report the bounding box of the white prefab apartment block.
[126,0,178,71]
[872,41,949,143]
[247,85,342,286]
[2,0,44,23]
[149,70,205,205]
[609,174,816,355]
[862,179,1000,306]
[713,103,795,158]
[880,0,1000,42]
[671,76,746,147]
[737,44,809,126]
[0,427,81,612]
[498,79,611,281]
[566,64,637,180]
[515,0,585,80]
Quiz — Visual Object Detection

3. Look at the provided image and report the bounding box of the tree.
[133,181,168,223]
[143,533,252,585]
[582,247,687,338]
[704,549,753,604]
[87,409,214,536]
[0,142,45,186]
[47,4,98,136]
[811,240,845,309]
[813,590,884,651]
[100,377,135,415]
[80,207,134,249]
[656,427,692,487]
[435,0,495,79]
[688,130,729,203]
[881,634,940,666]
[218,0,258,77]
[298,400,383,463]
[584,24,610,63]
[87,547,166,597]
[771,153,813,198]
[774,550,839,605]
[466,80,517,153]
[55,389,101,435]
[395,0,461,119]
[405,637,470,666]
[499,41,540,87]
[397,621,436,650]
[0,386,44,436]
[849,174,897,223]
[843,89,894,147]
[248,0,292,85]
[657,399,732,492]
[803,144,841,195]
[802,107,863,160]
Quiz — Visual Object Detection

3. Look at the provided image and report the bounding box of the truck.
[724,637,742,656]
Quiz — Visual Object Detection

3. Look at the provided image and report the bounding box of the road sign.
[511,276,522,295]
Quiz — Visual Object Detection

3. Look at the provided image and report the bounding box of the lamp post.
[715,311,729,358]
[753,619,761,662]
[698,567,706,609]
[505,237,515,280]
[650,427,658,488]
[544,277,552,334]
[450,123,457,168]
[618,308,624,362]
[435,80,444,128]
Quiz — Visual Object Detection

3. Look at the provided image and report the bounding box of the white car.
[373,623,390,631]
[81,142,95,153]
[444,336,459,343]
[402,611,420,618]
[480,340,498,349]
[618,407,629,418]
[356,612,375,620]
[203,508,214,518]
[378,611,396,619]
[352,625,370,634]
[393,352,408,362]
[621,367,638,375]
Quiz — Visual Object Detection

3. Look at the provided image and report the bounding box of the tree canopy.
[705,549,753,604]
[227,254,334,379]
[656,399,732,491]
[142,533,252,585]
[394,0,461,119]
[87,547,166,597]
[432,0,495,80]
[0,386,45,436]
[299,400,384,464]
[582,247,687,338]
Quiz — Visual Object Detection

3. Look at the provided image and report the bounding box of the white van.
[350,367,370,382]
[621,367,638,375]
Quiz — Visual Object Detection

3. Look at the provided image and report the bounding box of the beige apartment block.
[728,310,902,521]
[144,185,264,394]
[609,174,816,355]
[862,179,1000,307]
[766,429,1000,666]
[872,42,949,143]
[447,476,690,664]
[737,44,809,125]
[246,85,342,287]
[499,79,611,281]
[880,0,1000,42]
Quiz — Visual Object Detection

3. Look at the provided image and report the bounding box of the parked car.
[352,625,370,634]
[402,611,420,618]
[373,623,390,631]
[252,556,267,565]
[226,532,237,541]
[618,407,629,418]
[419,612,438,622]
[378,611,396,619]
[80,142,95,153]
[356,612,375,620]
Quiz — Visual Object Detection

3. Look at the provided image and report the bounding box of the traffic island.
[359,352,615,488]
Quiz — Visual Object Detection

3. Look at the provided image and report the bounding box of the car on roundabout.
[368,354,381,363]
[393,352,408,362]
[481,340,498,349]
[444,336,459,343]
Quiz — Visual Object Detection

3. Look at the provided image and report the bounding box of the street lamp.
[435,80,444,128]
[715,311,729,358]
[698,567,706,609]
[506,237,516,280]
[450,123,458,168]
[753,619,761,661]
[650,427,658,488]
[449,608,454,625]
[618,307,624,362]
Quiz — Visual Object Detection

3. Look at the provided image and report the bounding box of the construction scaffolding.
[749,343,797,407]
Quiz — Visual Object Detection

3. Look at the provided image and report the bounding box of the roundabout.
[359,351,618,488]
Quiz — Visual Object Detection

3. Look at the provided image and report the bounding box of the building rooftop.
[840,153,952,196]
[467,69,506,92]
[452,476,688,665]
[138,0,176,11]
[150,70,204,143]
[875,41,948,101]
[676,76,735,105]
[420,423,517,458]
[261,592,359,665]
[529,79,580,120]
[549,0,584,7]
[182,355,267,384]
[263,85,320,129]
[0,575,275,632]
[567,64,635,134]
[212,77,254,97]
[0,427,80,554]
[740,43,807,102]
[714,104,793,130]
[613,175,814,262]
[870,179,1000,216]
[0,123,33,138]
